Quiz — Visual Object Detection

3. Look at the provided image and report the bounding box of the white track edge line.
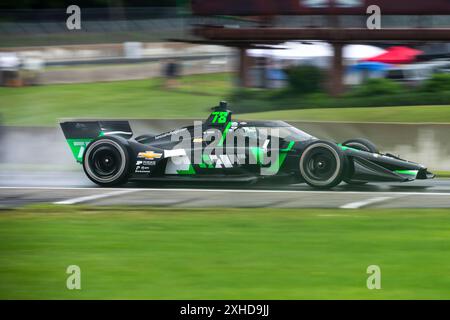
[54,189,139,205]
[340,196,393,209]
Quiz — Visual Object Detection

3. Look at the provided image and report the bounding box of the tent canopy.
[363,46,423,64]
[248,42,385,60]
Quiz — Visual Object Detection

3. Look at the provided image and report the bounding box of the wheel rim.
[305,151,337,181]
[91,146,121,177]
[300,143,341,186]
[84,140,126,184]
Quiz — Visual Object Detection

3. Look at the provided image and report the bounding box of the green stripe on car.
[394,170,419,176]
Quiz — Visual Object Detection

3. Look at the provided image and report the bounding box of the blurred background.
[2,1,450,300]
[0,0,449,173]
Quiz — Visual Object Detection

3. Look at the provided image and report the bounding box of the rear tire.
[342,138,378,185]
[299,140,345,189]
[83,136,131,187]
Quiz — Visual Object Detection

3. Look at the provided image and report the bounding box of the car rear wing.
[60,121,132,163]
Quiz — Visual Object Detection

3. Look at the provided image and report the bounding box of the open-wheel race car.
[60,101,434,189]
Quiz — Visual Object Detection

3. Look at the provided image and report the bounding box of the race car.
[60,101,434,189]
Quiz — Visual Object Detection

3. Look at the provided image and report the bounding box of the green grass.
[1,74,450,126]
[435,171,450,178]
[0,73,233,126]
[1,206,450,299]
[239,105,450,123]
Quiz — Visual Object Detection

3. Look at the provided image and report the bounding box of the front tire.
[83,136,131,187]
[342,138,378,153]
[299,140,345,189]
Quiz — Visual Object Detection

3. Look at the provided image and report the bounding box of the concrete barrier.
[1,120,449,171]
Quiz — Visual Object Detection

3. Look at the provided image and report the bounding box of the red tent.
[363,46,423,64]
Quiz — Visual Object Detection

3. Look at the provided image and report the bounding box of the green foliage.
[285,65,324,94]
[229,88,450,114]
[421,73,450,93]
[230,75,450,114]
[349,78,404,97]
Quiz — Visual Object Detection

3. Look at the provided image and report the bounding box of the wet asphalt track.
[1,170,450,209]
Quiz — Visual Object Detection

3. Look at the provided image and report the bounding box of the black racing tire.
[83,136,131,187]
[342,138,378,185]
[299,140,345,189]
[342,138,379,154]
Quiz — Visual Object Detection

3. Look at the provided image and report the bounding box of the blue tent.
[266,68,287,80]
[349,61,391,72]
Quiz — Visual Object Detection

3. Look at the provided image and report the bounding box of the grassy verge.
[1,206,450,299]
[1,74,450,125]
[239,105,450,123]
[435,171,450,178]
[0,73,233,126]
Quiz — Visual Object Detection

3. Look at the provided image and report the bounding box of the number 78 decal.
[211,112,228,124]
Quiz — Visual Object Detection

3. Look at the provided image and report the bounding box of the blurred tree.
[350,78,404,97]
[421,73,450,93]
[285,65,324,95]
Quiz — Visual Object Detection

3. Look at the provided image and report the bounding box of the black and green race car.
[60,101,434,189]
